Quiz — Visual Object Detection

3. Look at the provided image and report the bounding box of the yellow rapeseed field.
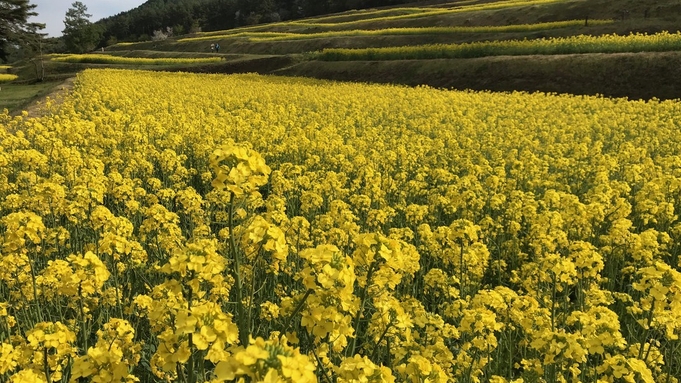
[1,69,680,383]
[0,74,17,82]
[317,31,681,60]
[52,54,224,65]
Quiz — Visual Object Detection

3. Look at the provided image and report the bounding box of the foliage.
[2,68,681,382]
[152,27,174,41]
[62,1,101,53]
[0,0,44,62]
[316,31,681,60]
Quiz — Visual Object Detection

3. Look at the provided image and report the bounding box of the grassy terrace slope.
[9,0,681,99]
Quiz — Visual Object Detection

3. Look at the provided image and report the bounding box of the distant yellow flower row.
[317,31,681,60]
[247,19,613,42]
[0,74,17,82]
[179,31,296,42]
[51,54,224,65]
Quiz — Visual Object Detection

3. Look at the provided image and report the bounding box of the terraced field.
[6,0,681,99]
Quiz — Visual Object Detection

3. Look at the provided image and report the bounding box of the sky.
[30,0,147,37]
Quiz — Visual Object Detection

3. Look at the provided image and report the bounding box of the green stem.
[348,261,377,357]
[78,285,88,352]
[370,321,394,360]
[638,297,656,360]
[43,347,52,383]
[228,192,248,346]
[176,363,187,383]
[187,288,195,383]
[508,307,513,379]
[643,330,655,363]
[111,254,124,319]
[551,275,557,332]
[459,239,465,298]
[282,289,313,336]
[246,252,264,340]
[28,253,44,322]
[304,331,333,383]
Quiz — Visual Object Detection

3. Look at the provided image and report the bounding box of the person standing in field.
[215,43,220,53]
[210,43,215,52]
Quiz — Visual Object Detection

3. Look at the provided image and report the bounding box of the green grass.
[294,7,432,24]
[316,31,681,61]
[246,20,614,42]
[292,0,562,25]
[291,0,567,28]
[276,51,681,100]
[0,82,57,113]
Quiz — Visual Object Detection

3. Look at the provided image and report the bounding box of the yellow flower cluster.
[1,68,681,382]
[71,319,140,382]
[0,74,17,83]
[51,54,224,66]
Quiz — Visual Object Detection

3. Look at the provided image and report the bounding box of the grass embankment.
[179,20,613,43]
[278,51,681,100]
[316,31,681,60]
[174,0,565,41]
[292,0,566,27]
[0,82,58,112]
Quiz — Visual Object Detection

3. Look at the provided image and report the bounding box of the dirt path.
[23,77,76,118]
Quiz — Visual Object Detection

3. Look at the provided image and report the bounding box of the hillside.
[95,0,435,44]
[8,0,681,100]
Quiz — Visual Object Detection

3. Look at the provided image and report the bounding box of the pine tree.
[0,0,44,61]
[63,1,101,53]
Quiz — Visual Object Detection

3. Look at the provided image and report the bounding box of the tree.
[0,0,44,62]
[63,1,100,53]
